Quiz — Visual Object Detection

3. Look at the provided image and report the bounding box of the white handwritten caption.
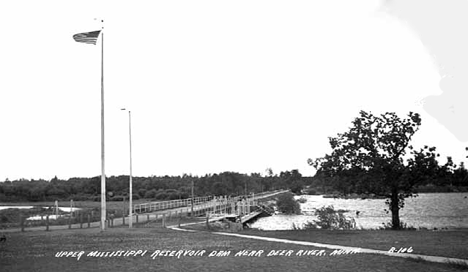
[388,247,413,254]
[55,248,361,261]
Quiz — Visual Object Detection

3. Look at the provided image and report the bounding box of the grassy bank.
[1,223,467,272]
[182,218,468,260]
[241,229,468,260]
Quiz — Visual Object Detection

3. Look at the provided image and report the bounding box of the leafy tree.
[46,186,67,199]
[436,156,456,186]
[453,162,468,186]
[28,180,47,201]
[276,192,301,214]
[144,189,158,199]
[280,170,303,194]
[155,190,168,200]
[212,182,228,196]
[137,188,147,198]
[289,180,304,194]
[83,176,100,195]
[309,111,439,230]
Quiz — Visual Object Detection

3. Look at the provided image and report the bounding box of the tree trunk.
[390,189,400,230]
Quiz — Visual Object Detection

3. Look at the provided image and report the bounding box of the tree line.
[308,156,468,195]
[0,170,305,202]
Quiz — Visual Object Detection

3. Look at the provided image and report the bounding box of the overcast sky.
[1,0,467,181]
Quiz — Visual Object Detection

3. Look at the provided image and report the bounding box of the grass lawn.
[241,228,468,260]
[1,223,467,272]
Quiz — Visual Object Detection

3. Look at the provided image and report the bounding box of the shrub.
[167,192,182,200]
[155,191,168,200]
[302,221,318,230]
[292,223,301,230]
[297,197,307,203]
[292,221,318,230]
[276,193,301,215]
[110,196,125,201]
[314,205,356,230]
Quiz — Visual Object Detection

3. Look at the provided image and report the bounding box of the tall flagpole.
[73,22,106,231]
[100,20,106,231]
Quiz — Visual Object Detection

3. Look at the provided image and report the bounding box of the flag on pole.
[73,30,101,45]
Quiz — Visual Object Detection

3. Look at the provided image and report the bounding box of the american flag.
[73,30,101,45]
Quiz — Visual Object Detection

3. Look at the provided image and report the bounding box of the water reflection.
[0,206,34,210]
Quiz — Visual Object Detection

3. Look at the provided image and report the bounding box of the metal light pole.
[191,179,194,218]
[122,108,133,228]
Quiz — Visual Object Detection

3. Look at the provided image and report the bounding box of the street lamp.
[121,108,133,228]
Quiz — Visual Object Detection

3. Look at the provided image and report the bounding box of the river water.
[250,193,468,230]
[0,206,82,220]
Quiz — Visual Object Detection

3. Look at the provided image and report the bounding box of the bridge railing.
[133,196,212,214]
[132,189,289,214]
[6,189,289,232]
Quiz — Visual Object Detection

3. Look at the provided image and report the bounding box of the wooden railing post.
[46,215,49,231]
[206,212,210,230]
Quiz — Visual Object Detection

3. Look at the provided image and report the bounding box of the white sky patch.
[0,0,466,180]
